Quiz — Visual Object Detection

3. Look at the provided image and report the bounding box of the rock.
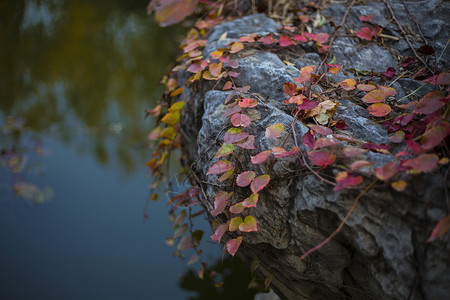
[177,6,450,300]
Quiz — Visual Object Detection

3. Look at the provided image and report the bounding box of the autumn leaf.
[230,202,245,214]
[294,34,307,42]
[350,160,374,171]
[426,215,450,242]
[174,223,188,238]
[338,78,356,90]
[230,113,252,127]
[224,128,249,144]
[334,171,363,191]
[236,171,256,187]
[391,180,407,192]
[367,103,391,117]
[239,98,258,108]
[230,42,244,53]
[223,81,233,90]
[279,36,295,47]
[356,27,372,40]
[259,35,274,44]
[389,130,405,143]
[147,0,198,27]
[423,72,450,85]
[313,137,339,149]
[211,223,229,243]
[307,150,336,167]
[177,234,192,251]
[214,143,235,159]
[265,123,284,139]
[223,103,242,118]
[383,67,396,77]
[235,135,256,150]
[302,130,316,148]
[283,82,298,97]
[362,89,386,103]
[316,33,329,44]
[209,62,223,77]
[229,217,243,231]
[250,175,270,194]
[239,216,258,232]
[218,168,234,181]
[359,14,374,22]
[242,193,258,208]
[210,191,233,217]
[357,84,376,91]
[374,161,398,181]
[161,112,180,125]
[413,91,444,114]
[206,160,233,175]
[421,125,449,150]
[308,124,333,135]
[226,236,242,256]
[402,153,439,172]
[251,150,272,164]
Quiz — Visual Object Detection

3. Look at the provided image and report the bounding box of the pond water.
[0,1,256,299]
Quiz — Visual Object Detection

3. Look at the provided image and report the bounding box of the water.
[0,1,256,299]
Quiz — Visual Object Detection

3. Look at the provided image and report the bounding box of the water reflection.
[0,0,183,174]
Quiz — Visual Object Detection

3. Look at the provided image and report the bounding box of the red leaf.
[147,0,198,27]
[334,119,348,130]
[210,191,233,216]
[402,153,439,172]
[272,146,300,158]
[421,125,449,150]
[223,81,233,90]
[383,67,396,77]
[313,137,339,149]
[239,216,258,232]
[239,98,258,108]
[206,160,233,175]
[294,73,311,84]
[374,161,398,181]
[250,175,270,194]
[242,193,258,208]
[293,34,307,42]
[259,35,274,45]
[251,150,272,164]
[389,130,405,143]
[283,82,298,97]
[334,171,363,191]
[401,57,416,67]
[224,128,249,144]
[265,123,284,139]
[368,103,391,117]
[223,103,242,118]
[226,236,242,256]
[211,223,228,243]
[413,91,445,114]
[279,36,295,47]
[316,33,329,44]
[362,142,390,153]
[230,113,252,127]
[307,150,336,167]
[298,99,319,110]
[426,215,450,242]
[350,160,374,171]
[341,147,368,157]
[227,59,239,68]
[187,60,208,73]
[308,124,333,135]
[235,135,256,150]
[423,72,450,85]
[302,130,316,148]
[177,234,192,251]
[359,14,374,22]
[356,27,372,40]
[236,171,256,187]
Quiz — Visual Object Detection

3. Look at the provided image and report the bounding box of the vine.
[145,0,450,292]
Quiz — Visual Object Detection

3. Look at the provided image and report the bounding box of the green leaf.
[161,111,180,125]
[239,215,258,232]
[251,258,260,275]
[214,143,235,159]
[229,217,243,231]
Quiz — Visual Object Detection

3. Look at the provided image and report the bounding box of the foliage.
[146,0,450,293]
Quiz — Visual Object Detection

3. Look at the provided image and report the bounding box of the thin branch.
[382,0,433,74]
[299,179,377,261]
[401,0,427,45]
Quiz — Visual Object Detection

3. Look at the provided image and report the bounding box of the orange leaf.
[239,216,258,232]
[367,103,391,117]
[338,78,356,91]
[427,215,450,242]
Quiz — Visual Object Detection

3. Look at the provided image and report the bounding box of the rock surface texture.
[178,2,450,299]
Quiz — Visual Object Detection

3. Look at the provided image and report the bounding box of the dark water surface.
[0,1,255,299]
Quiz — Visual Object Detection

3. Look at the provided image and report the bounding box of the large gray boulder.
[178,3,449,299]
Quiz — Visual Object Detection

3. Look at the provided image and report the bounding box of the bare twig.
[318,0,357,72]
[401,0,428,45]
[299,179,377,261]
[382,0,433,74]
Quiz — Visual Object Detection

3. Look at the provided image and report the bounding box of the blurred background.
[0,0,256,299]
